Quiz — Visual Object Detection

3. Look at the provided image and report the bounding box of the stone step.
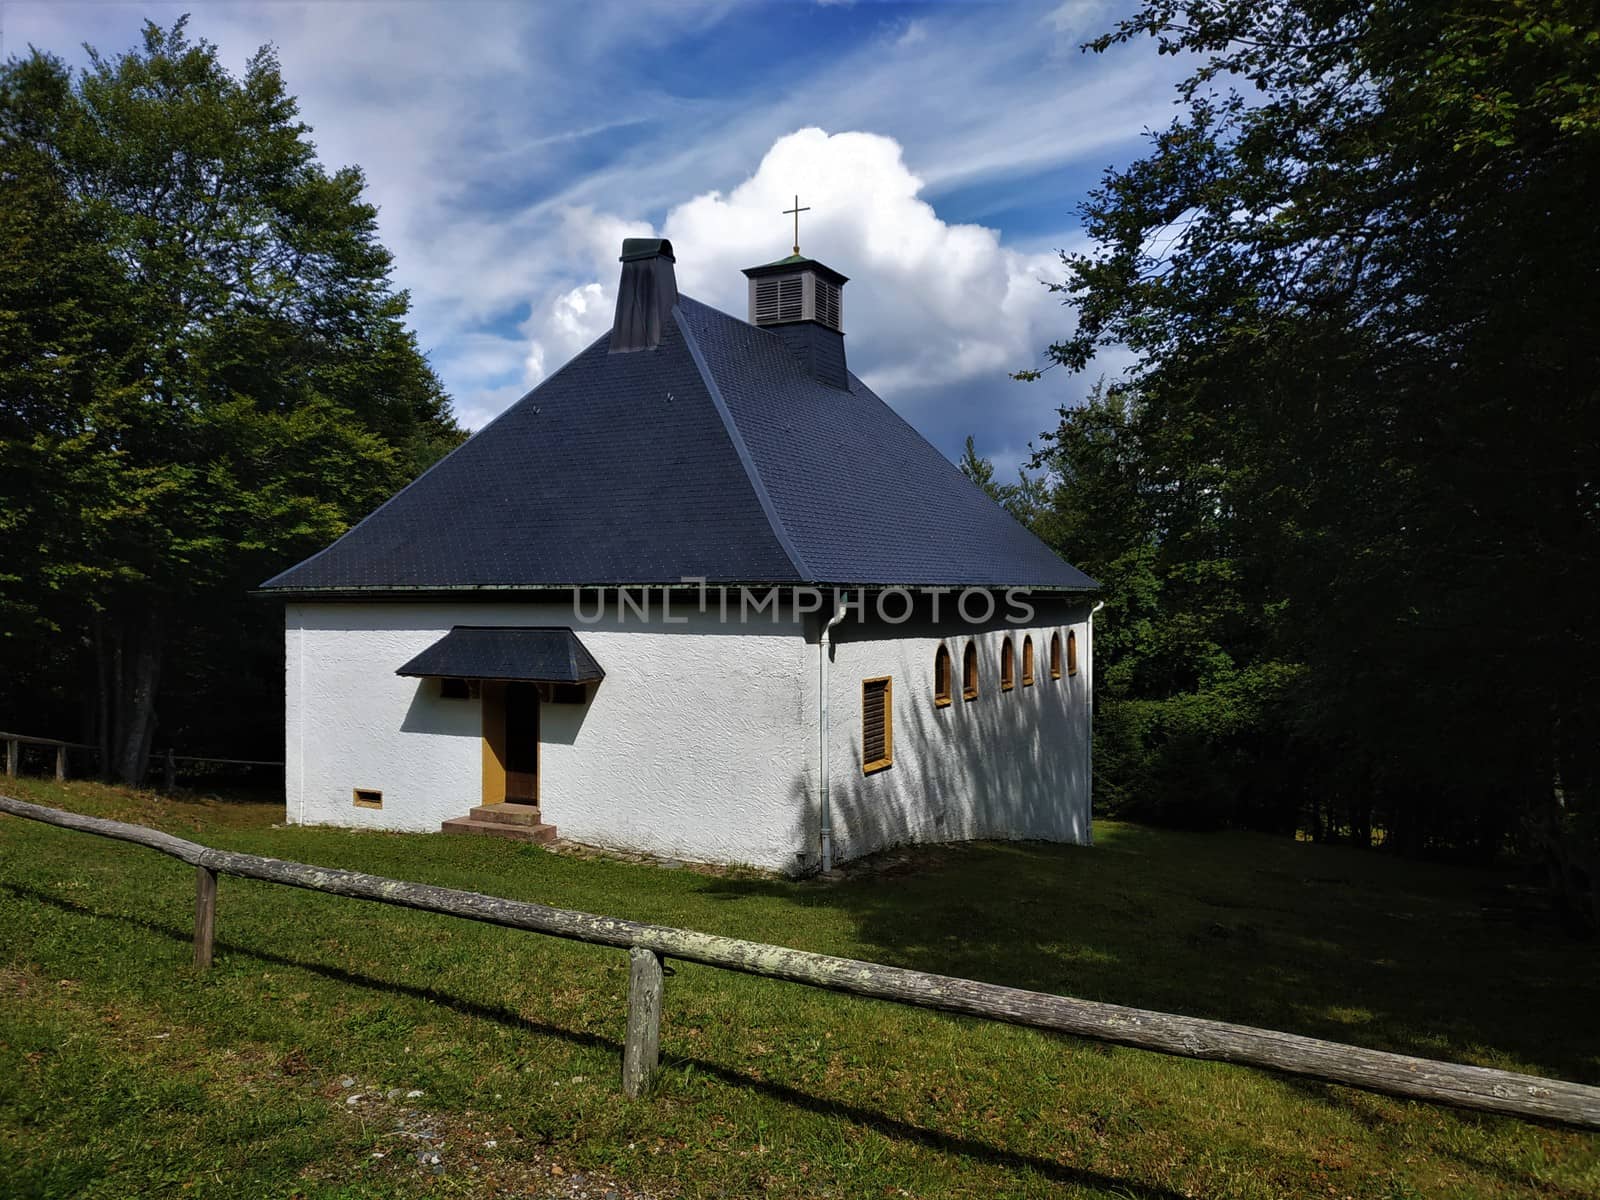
[469,802,543,826]
[441,816,558,844]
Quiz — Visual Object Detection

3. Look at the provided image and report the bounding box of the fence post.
[622,946,664,1097]
[55,744,67,782]
[193,866,217,969]
[5,739,15,778]
[163,749,176,793]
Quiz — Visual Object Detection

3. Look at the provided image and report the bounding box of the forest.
[959,0,1599,925]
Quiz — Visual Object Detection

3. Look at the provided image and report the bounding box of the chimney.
[741,255,849,389]
[609,238,678,353]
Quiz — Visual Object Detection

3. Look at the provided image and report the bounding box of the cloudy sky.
[8,0,1180,474]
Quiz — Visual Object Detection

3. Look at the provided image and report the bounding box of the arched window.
[963,642,979,701]
[1001,639,1016,691]
[1022,636,1035,686]
[1067,629,1079,676]
[933,645,952,707]
[1050,632,1063,679]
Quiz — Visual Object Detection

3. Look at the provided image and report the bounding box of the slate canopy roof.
[261,251,1097,595]
[396,627,604,684]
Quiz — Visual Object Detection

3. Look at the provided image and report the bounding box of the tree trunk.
[96,605,165,786]
[93,612,111,780]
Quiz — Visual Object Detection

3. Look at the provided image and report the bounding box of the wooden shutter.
[1068,630,1079,676]
[1022,637,1035,686]
[934,646,952,707]
[1001,640,1015,691]
[963,643,979,700]
[862,677,893,773]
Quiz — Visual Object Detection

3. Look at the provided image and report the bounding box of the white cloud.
[522,128,1074,438]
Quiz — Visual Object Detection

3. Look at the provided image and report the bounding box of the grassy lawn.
[1,777,1596,1199]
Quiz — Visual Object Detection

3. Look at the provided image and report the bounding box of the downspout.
[295,606,308,826]
[1086,600,1105,842]
[818,595,850,874]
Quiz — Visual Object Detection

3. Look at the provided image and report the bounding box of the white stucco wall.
[285,599,814,870]
[284,593,1093,873]
[819,608,1094,867]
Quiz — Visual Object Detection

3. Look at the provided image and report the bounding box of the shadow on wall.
[538,693,595,748]
[397,681,596,746]
[791,646,1090,868]
[398,681,483,737]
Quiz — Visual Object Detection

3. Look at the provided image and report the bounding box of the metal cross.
[783,194,810,257]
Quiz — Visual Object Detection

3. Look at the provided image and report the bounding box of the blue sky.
[9,1,1180,475]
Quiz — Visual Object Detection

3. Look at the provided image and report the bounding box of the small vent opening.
[353,788,383,809]
[815,279,841,331]
[755,276,804,324]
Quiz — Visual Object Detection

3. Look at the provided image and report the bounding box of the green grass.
[0,776,1596,1199]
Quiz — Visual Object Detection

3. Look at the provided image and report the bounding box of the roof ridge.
[674,303,813,583]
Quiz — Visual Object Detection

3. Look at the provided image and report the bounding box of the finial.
[783,194,810,257]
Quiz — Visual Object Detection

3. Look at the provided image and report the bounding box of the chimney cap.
[620,237,675,263]
[742,254,848,287]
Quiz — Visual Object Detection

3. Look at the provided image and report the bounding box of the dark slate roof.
[261,295,1096,593]
[676,299,1093,588]
[396,626,604,683]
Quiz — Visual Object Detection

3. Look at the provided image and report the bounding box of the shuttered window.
[862,677,893,773]
[1001,639,1016,691]
[963,642,979,700]
[1050,633,1063,680]
[755,276,804,324]
[1022,636,1035,686]
[1067,630,1079,676]
[815,279,842,330]
[933,645,952,707]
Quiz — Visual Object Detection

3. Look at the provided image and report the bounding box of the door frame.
[479,681,540,805]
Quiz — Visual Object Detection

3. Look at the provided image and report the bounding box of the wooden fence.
[1,732,94,781]
[1,793,1597,1129]
[0,731,281,789]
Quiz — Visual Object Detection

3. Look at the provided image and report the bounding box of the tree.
[1031,1,1600,894]
[958,435,1050,531]
[0,19,462,782]
[1026,383,1304,828]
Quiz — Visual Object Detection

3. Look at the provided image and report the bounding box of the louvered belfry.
[742,254,849,390]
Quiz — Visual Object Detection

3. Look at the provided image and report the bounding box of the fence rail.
[0,732,95,780]
[1,793,1597,1129]
[1,731,282,787]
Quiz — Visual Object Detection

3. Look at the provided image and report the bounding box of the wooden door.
[503,682,539,803]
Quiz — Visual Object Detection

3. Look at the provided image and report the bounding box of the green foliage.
[1028,1,1600,886]
[957,435,1051,531]
[3,777,1597,1197]
[0,19,463,775]
[1026,383,1305,830]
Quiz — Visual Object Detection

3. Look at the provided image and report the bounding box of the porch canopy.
[396,626,605,684]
